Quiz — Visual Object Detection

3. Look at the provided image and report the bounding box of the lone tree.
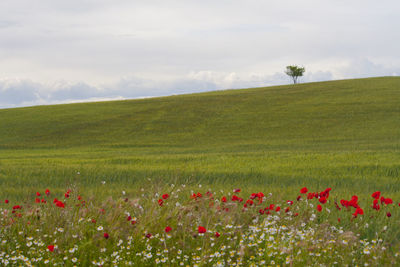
[285,65,305,84]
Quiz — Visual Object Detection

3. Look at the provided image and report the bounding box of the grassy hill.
[1,77,399,151]
[0,77,399,200]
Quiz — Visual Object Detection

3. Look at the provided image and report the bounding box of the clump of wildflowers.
[0,186,399,266]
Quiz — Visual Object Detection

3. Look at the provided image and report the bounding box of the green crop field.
[0,76,399,201]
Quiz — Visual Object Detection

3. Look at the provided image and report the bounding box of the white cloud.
[0,0,399,107]
[336,58,400,79]
[0,72,285,108]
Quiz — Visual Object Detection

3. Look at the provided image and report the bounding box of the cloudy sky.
[0,0,399,108]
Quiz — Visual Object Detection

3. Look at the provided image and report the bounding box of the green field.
[1,76,399,201]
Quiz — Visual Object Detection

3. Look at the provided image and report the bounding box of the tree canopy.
[285,65,305,84]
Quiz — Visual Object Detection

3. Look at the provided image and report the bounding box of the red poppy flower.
[387,212,392,217]
[320,188,331,198]
[55,201,65,208]
[41,199,46,203]
[340,199,349,207]
[294,212,299,217]
[145,233,152,238]
[165,226,172,233]
[300,187,308,194]
[5,199,9,204]
[233,189,241,193]
[296,195,301,201]
[162,194,169,200]
[250,193,257,200]
[384,198,393,205]
[45,189,50,196]
[259,209,264,214]
[35,198,40,203]
[221,196,227,202]
[127,216,132,221]
[77,195,82,201]
[371,191,380,199]
[373,203,380,211]
[190,193,203,199]
[318,197,327,204]
[245,199,254,206]
[349,196,358,208]
[103,233,109,239]
[285,207,290,213]
[53,198,58,203]
[47,245,55,252]
[64,193,69,198]
[158,199,164,206]
[275,206,281,212]
[198,226,206,233]
[307,192,315,199]
[357,207,364,215]
[131,220,137,225]
[215,232,220,237]
[317,204,322,212]
[287,200,293,205]
[353,207,364,218]
[232,195,240,201]
[91,219,96,223]
[12,205,22,210]
[36,192,41,197]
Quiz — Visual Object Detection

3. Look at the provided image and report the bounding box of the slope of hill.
[0,77,399,151]
[0,77,399,200]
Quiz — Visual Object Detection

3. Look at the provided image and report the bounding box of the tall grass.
[1,183,400,266]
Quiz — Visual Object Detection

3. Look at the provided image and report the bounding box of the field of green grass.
[0,76,399,201]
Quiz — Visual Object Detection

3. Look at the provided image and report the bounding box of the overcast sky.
[0,0,399,108]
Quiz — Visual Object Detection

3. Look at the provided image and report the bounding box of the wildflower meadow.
[1,181,400,266]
